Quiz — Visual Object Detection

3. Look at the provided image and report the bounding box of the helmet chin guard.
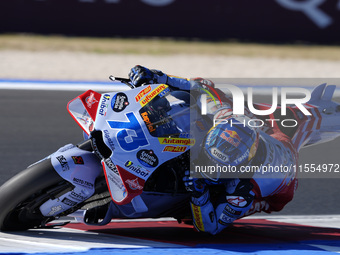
[196,115,259,182]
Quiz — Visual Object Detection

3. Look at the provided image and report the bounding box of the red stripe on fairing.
[305,104,322,129]
[293,120,308,149]
[314,107,322,130]
[292,105,319,150]
[297,118,314,149]
[101,162,115,204]
[306,111,316,131]
[299,108,317,148]
[296,107,322,149]
[101,162,129,206]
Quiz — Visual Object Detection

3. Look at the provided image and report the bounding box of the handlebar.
[109,75,134,89]
[109,75,150,89]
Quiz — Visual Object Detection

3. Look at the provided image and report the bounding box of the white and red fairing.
[67,85,193,212]
[67,90,100,136]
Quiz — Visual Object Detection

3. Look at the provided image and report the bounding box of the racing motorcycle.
[0,78,339,231]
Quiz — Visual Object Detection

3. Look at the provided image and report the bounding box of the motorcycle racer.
[129,65,298,235]
[2,66,339,233]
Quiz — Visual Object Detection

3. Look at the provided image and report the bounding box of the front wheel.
[0,159,71,231]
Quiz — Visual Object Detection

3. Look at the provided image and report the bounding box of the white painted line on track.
[0,80,129,92]
[308,244,340,253]
[0,236,88,253]
[0,226,183,253]
[2,79,340,96]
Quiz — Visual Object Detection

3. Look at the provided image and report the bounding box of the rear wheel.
[0,159,72,231]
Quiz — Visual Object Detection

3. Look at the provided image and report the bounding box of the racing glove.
[190,77,215,91]
[129,65,191,90]
[183,170,209,205]
[129,65,167,87]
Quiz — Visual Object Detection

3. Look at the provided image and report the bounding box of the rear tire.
[0,159,67,231]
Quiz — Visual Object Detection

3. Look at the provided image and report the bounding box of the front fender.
[39,144,102,217]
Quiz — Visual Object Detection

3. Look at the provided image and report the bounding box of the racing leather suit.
[162,74,298,235]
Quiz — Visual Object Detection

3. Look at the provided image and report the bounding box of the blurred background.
[0,0,340,80]
[1,0,340,216]
[1,0,340,41]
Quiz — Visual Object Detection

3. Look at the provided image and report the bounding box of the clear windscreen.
[139,90,194,138]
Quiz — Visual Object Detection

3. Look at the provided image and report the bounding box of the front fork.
[39,141,103,217]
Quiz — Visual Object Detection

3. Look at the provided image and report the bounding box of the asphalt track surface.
[1,84,340,255]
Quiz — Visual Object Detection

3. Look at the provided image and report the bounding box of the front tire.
[0,159,68,231]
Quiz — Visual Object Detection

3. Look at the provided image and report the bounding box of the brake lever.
[109,75,135,89]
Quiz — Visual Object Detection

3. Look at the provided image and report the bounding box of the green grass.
[1,34,340,60]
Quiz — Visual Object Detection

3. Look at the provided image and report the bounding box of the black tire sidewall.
[0,159,65,231]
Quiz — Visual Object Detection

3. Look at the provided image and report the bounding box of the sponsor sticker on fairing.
[140,111,156,133]
[163,146,187,152]
[111,92,129,112]
[104,158,120,176]
[137,149,159,167]
[107,171,126,194]
[62,197,77,207]
[71,156,84,165]
[73,177,94,189]
[158,137,195,146]
[140,84,168,107]
[56,155,70,171]
[47,205,63,216]
[103,129,115,151]
[125,178,143,190]
[135,85,152,102]
[85,92,98,109]
[99,94,110,116]
[124,161,150,178]
[70,191,88,202]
